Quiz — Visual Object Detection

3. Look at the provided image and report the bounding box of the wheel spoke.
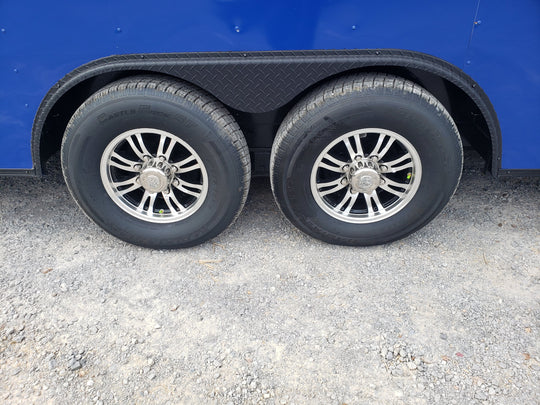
[388,162,413,173]
[322,153,348,168]
[146,193,157,213]
[377,138,395,159]
[108,153,140,172]
[343,138,356,160]
[126,137,145,160]
[126,134,152,159]
[342,192,359,215]
[370,133,386,157]
[163,191,187,213]
[383,153,411,168]
[318,179,347,197]
[364,193,374,216]
[163,138,177,160]
[334,191,353,211]
[364,191,386,217]
[353,133,364,157]
[116,183,142,196]
[174,179,203,197]
[134,133,153,157]
[177,163,201,174]
[176,154,197,168]
[383,177,409,189]
[112,176,138,188]
[137,191,151,212]
[319,162,344,173]
[156,134,167,157]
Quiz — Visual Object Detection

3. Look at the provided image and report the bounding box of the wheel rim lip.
[100,128,208,224]
[310,128,422,224]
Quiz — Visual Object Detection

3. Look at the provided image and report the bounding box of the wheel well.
[38,70,178,173]
[286,66,494,172]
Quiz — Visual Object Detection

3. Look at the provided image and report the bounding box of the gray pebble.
[68,361,82,371]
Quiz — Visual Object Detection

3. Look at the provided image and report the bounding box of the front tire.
[62,76,250,248]
[270,74,462,245]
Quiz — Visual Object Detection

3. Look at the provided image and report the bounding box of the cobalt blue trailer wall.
[0,0,539,172]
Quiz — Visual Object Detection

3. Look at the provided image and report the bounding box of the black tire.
[270,73,462,245]
[61,76,250,248]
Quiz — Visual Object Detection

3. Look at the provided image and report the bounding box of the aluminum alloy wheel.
[100,128,208,223]
[310,128,422,223]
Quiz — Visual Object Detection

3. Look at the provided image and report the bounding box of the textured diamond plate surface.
[44,49,487,114]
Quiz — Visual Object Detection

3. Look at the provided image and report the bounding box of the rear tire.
[61,76,250,248]
[270,73,462,245]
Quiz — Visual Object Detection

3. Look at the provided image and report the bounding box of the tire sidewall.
[63,92,245,248]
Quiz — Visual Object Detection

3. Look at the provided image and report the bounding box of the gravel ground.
[0,150,539,404]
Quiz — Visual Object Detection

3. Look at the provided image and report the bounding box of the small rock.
[68,361,82,371]
[440,333,448,340]
[407,362,417,370]
[148,372,156,380]
[87,379,94,387]
[12,335,25,343]
[475,391,488,401]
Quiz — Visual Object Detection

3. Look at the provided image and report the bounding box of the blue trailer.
[1,1,538,248]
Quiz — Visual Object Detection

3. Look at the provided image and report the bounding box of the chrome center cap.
[349,168,381,194]
[139,168,169,193]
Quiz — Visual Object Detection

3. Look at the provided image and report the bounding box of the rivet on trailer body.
[115,27,122,33]
[1,28,6,33]
[234,25,240,33]
[466,60,471,65]
[13,68,18,73]
[351,25,357,30]
[24,103,29,108]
